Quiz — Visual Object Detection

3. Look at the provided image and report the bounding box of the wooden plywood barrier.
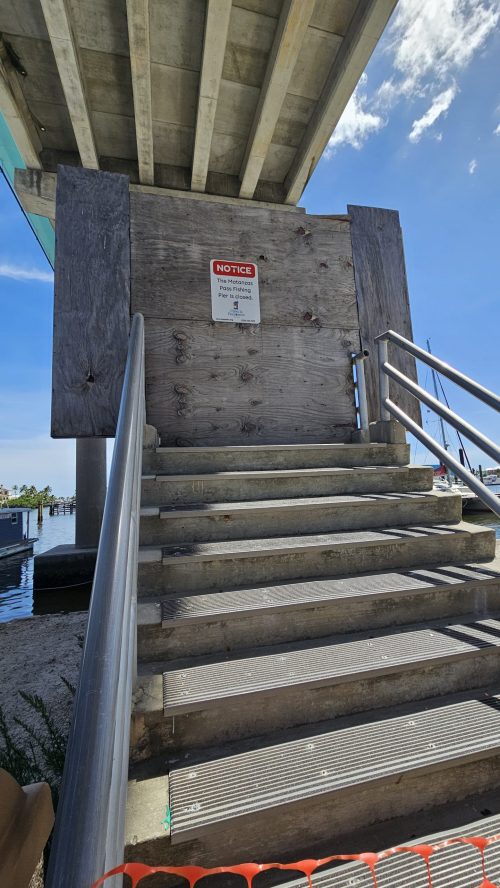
[51,166,131,438]
[348,204,421,425]
[50,165,420,443]
[131,193,361,445]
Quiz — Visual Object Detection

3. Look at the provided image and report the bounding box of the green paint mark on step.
[161,805,171,831]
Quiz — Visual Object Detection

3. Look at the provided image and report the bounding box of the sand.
[0,611,87,748]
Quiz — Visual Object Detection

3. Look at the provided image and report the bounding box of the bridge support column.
[75,438,107,548]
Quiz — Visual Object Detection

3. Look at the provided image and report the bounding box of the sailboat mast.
[426,339,450,452]
[427,338,453,486]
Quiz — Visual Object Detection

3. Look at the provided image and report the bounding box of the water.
[0,508,90,623]
[465,483,500,539]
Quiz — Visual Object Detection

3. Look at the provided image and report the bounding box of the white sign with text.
[210,259,260,324]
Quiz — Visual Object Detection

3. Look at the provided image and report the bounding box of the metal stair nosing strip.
[277,811,500,888]
[168,694,500,842]
[160,618,500,716]
[158,560,500,627]
[138,523,490,566]
[142,489,454,520]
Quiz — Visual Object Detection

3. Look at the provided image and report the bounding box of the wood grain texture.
[130,193,359,444]
[51,165,131,437]
[143,319,360,446]
[130,193,357,327]
[348,204,422,426]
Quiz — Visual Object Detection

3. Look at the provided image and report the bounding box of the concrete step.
[138,522,496,595]
[126,692,500,867]
[141,464,432,506]
[276,810,500,888]
[139,490,460,546]
[137,556,500,662]
[132,618,500,759]
[142,442,411,474]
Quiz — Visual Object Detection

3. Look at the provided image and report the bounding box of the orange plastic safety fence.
[90,834,500,888]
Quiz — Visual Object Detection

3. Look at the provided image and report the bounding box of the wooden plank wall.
[348,204,422,425]
[131,193,360,445]
[51,166,131,437]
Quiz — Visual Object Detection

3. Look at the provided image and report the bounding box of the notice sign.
[210,259,260,324]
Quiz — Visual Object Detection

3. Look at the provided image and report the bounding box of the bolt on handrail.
[376,330,500,517]
[45,312,145,888]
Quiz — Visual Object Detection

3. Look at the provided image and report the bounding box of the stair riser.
[138,529,495,596]
[137,583,498,663]
[141,467,433,506]
[142,443,411,474]
[139,495,461,546]
[132,649,500,761]
[126,755,500,868]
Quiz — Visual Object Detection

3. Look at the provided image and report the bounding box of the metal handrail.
[375,329,500,412]
[352,349,370,434]
[376,330,500,517]
[46,312,145,888]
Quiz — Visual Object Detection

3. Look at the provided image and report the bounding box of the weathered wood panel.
[51,165,130,437]
[131,193,358,327]
[130,193,360,445]
[348,204,421,425]
[144,320,359,445]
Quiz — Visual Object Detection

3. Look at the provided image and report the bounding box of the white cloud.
[324,0,500,154]
[469,158,478,173]
[409,85,458,142]
[387,0,500,141]
[327,80,384,152]
[494,123,500,134]
[385,0,500,96]
[0,262,53,283]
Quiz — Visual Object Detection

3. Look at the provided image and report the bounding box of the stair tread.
[139,522,486,564]
[279,812,500,887]
[158,556,500,625]
[153,443,405,453]
[142,464,420,481]
[158,618,500,715]
[141,490,446,519]
[168,693,500,842]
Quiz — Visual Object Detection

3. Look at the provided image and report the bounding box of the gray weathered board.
[51,166,131,437]
[131,193,361,445]
[348,204,421,425]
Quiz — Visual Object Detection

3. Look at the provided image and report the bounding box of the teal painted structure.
[0,112,55,266]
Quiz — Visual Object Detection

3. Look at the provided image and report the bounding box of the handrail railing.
[375,330,500,517]
[46,312,145,888]
[352,349,370,435]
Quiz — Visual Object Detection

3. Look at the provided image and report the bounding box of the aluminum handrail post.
[382,361,500,466]
[377,338,390,421]
[375,330,500,412]
[353,350,370,431]
[383,397,500,517]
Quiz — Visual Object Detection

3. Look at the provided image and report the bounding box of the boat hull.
[0,539,37,559]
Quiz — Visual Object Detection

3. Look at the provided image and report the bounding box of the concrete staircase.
[126,440,500,881]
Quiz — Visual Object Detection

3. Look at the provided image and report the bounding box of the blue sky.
[1,0,499,494]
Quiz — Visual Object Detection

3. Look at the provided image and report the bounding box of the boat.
[0,508,38,559]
